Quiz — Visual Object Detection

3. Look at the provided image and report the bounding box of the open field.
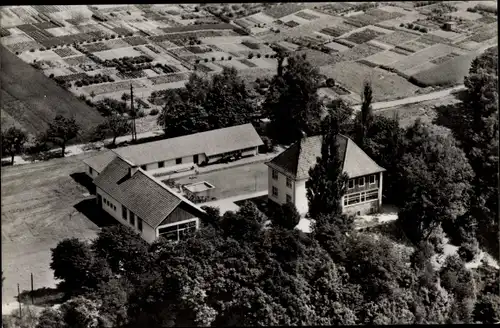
[1,152,104,304]
[410,51,482,87]
[0,45,104,139]
[319,61,420,102]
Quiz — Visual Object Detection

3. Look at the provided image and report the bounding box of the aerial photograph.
[0,2,498,326]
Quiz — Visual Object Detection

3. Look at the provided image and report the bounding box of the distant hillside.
[0,45,104,141]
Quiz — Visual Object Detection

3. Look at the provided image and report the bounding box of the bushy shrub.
[49,73,55,78]
[428,225,446,254]
[408,23,414,29]
[29,49,35,52]
[260,136,275,153]
[149,108,159,116]
[248,53,254,59]
[421,27,428,33]
[228,56,232,60]
[458,240,479,262]
[137,110,146,118]
[413,25,420,30]
[212,57,215,61]
[400,23,405,27]
[256,53,261,58]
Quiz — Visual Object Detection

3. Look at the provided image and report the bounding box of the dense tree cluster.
[263,54,324,144]
[36,200,498,327]
[157,67,257,138]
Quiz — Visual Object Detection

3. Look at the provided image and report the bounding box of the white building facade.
[266,135,386,217]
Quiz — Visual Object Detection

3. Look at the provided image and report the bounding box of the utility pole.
[30,273,34,305]
[17,283,21,317]
[130,83,137,142]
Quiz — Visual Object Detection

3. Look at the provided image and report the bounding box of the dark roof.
[82,150,116,174]
[113,123,264,165]
[266,135,385,180]
[94,156,205,228]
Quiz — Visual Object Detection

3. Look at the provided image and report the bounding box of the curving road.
[352,84,466,112]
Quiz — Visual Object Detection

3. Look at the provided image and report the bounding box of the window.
[286,177,292,188]
[158,220,197,242]
[89,167,93,175]
[272,170,278,180]
[348,179,354,189]
[158,161,164,168]
[137,218,143,232]
[344,190,378,207]
[130,212,135,227]
[122,205,127,220]
[369,175,376,185]
[158,225,177,241]
[344,193,361,206]
[176,158,182,164]
[286,194,292,203]
[365,189,378,201]
[357,177,365,187]
[141,165,147,170]
[272,186,278,197]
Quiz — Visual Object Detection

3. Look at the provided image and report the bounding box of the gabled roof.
[266,135,385,180]
[93,156,205,228]
[82,150,117,174]
[113,123,264,165]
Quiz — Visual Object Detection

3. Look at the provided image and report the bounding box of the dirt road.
[352,85,466,112]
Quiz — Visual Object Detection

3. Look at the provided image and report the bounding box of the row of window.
[272,170,293,188]
[121,204,143,232]
[343,189,379,206]
[103,197,116,211]
[158,220,197,242]
[271,186,292,203]
[139,155,199,171]
[347,174,377,189]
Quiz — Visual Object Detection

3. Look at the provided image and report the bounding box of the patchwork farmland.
[1,2,497,135]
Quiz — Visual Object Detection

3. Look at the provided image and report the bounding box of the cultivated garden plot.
[81,79,146,96]
[374,30,420,46]
[324,41,351,52]
[334,42,385,62]
[93,47,143,61]
[388,43,462,74]
[363,50,407,66]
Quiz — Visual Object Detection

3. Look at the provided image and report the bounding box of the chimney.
[129,165,139,177]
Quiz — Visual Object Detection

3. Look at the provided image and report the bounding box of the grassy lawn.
[1,152,109,305]
[0,45,104,140]
[172,162,269,200]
